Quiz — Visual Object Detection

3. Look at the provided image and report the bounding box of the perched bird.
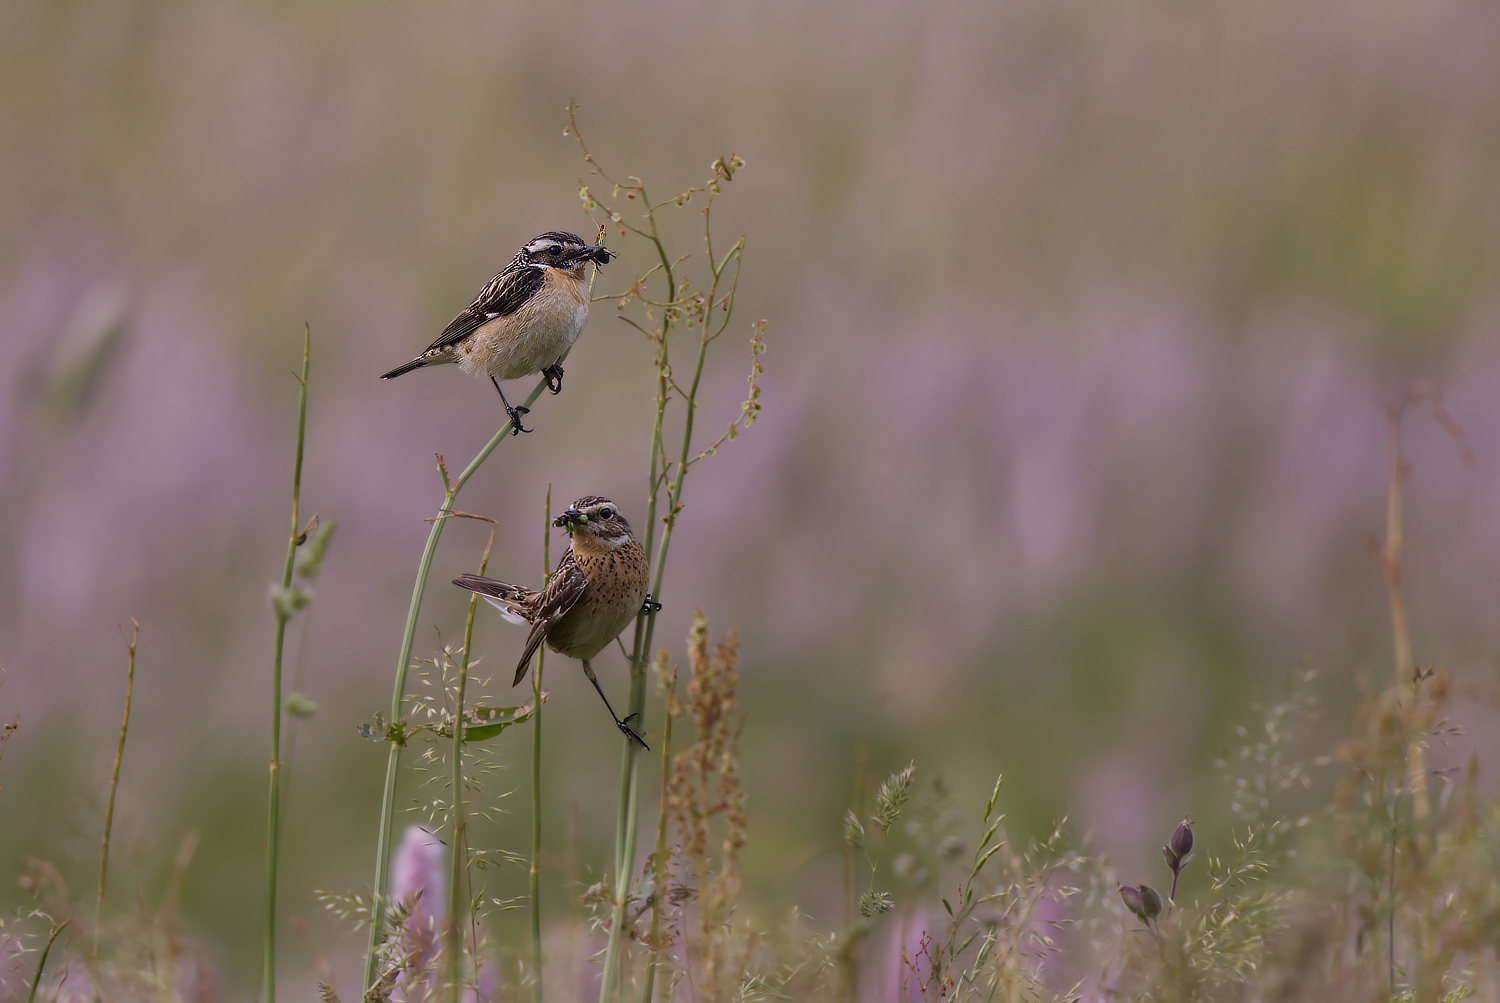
[381,231,615,434]
[454,496,655,748]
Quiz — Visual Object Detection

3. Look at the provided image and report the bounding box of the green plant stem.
[96,621,137,951]
[531,486,551,1003]
[601,301,717,1003]
[26,919,69,1003]
[447,534,492,1003]
[641,665,676,1003]
[263,327,309,1003]
[364,373,552,991]
[597,189,744,1001]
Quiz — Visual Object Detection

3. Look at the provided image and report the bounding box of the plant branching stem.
[602,261,722,1003]
[364,373,553,990]
[531,486,551,1003]
[263,327,309,1003]
[96,620,137,952]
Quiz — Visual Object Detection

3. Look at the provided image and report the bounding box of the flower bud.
[1138,884,1163,920]
[1119,882,1163,924]
[1170,819,1194,859]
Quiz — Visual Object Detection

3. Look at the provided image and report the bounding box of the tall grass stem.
[26,919,69,1003]
[262,327,309,1003]
[365,367,578,987]
[446,524,494,1002]
[95,620,137,950]
[601,232,738,1003]
[531,485,551,1003]
[641,656,676,1003]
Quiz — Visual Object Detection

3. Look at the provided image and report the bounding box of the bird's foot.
[616,712,650,751]
[543,365,564,395]
[640,594,662,617]
[506,404,532,435]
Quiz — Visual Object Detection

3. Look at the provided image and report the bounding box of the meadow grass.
[6,118,1500,1003]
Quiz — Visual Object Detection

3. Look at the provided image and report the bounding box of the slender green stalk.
[530,486,551,1003]
[602,234,742,1003]
[603,319,713,1000]
[26,919,69,1003]
[599,295,672,1003]
[447,527,494,1003]
[95,621,137,951]
[263,327,310,1003]
[641,657,676,1003]
[364,373,556,988]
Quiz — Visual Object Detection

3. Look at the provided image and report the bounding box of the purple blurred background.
[2,0,1499,994]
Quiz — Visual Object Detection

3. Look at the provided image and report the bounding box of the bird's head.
[521,231,615,273]
[554,495,635,549]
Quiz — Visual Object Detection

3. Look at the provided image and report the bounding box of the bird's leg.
[490,376,532,434]
[581,660,649,750]
[640,593,662,617]
[543,363,564,395]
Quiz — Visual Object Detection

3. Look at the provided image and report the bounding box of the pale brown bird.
[454,495,654,748]
[381,231,614,434]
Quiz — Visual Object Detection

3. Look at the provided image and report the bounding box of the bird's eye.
[549,245,563,256]
[598,508,613,520]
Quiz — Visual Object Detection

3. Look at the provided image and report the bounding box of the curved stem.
[97,623,137,953]
[364,374,552,990]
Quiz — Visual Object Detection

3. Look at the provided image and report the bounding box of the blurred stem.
[263,327,309,1003]
[642,656,676,1003]
[26,919,69,1003]
[447,528,494,1003]
[364,373,553,990]
[531,486,551,1003]
[96,620,137,953]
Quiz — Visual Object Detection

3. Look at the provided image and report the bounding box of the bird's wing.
[512,552,589,687]
[423,265,548,353]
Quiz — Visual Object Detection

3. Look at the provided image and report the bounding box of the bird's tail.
[453,574,533,620]
[380,356,430,380]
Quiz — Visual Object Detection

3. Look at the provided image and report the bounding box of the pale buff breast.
[456,268,590,381]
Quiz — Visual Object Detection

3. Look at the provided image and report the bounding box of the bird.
[454,495,656,749]
[381,231,615,434]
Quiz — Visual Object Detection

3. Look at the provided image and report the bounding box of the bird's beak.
[553,508,586,530]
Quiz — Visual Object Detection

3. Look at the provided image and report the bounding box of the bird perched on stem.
[381,231,614,434]
[454,496,656,748]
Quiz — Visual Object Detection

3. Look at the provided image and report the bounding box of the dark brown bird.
[454,495,653,748]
